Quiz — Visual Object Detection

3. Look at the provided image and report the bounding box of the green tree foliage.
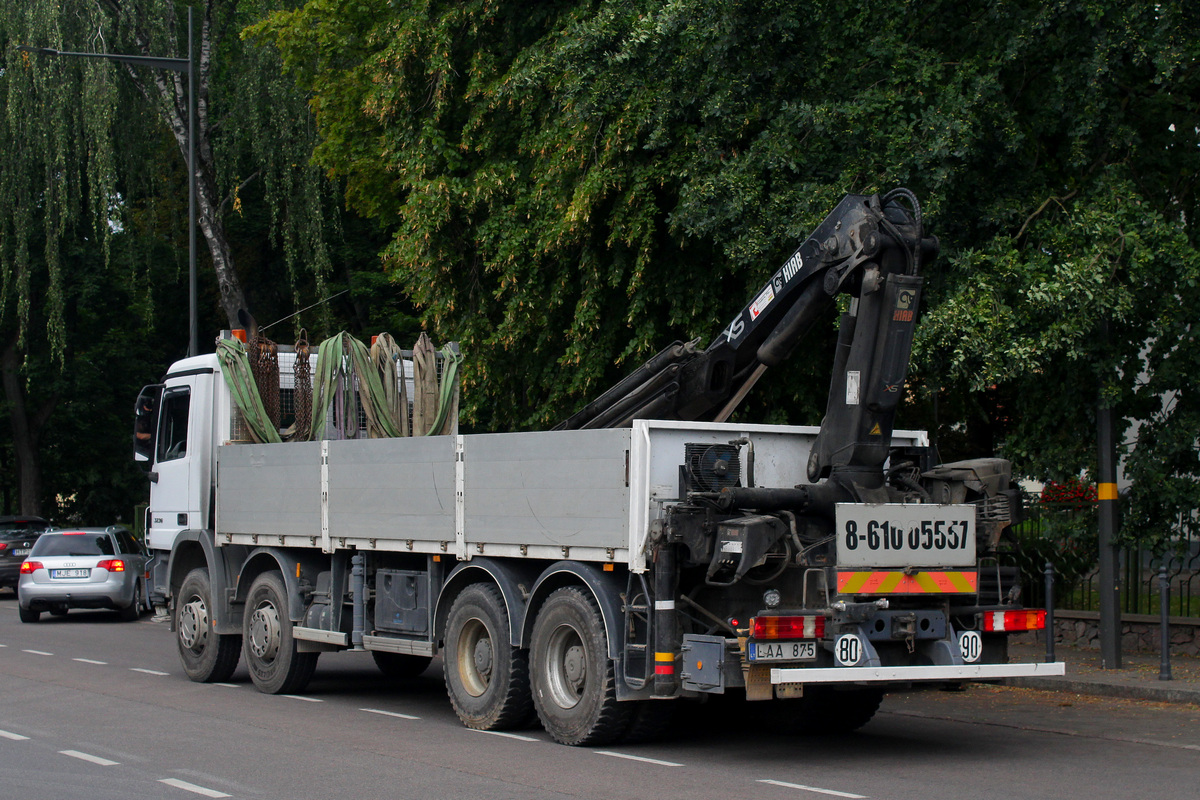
[259,0,1199,549]
[0,1,375,517]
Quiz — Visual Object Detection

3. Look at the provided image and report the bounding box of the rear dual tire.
[373,651,432,679]
[778,687,884,734]
[530,587,630,746]
[243,571,319,694]
[443,583,533,730]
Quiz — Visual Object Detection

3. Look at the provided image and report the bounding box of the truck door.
[147,385,194,553]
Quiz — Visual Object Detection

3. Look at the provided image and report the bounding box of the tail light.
[981,609,1045,632]
[97,559,126,573]
[751,615,826,639]
[20,561,43,574]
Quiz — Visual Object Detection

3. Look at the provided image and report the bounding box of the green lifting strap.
[426,344,463,436]
[311,332,406,440]
[216,339,282,444]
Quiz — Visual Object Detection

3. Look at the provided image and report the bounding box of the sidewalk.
[1006,639,1200,704]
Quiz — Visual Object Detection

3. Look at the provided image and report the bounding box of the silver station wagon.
[17,526,149,623]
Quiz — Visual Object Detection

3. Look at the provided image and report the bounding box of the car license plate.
[13,548,29,557]
[749,641,817,662]
[52,568,90,579]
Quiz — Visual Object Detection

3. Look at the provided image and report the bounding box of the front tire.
[243,571,318,694]
[530,587,630,746]
[443,583,532,730]
[176,568,241,682]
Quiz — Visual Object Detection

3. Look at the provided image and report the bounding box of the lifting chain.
[249,329,281,431]
[293,330,313,441]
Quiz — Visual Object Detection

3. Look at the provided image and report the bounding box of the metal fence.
[1012,502,1200,619]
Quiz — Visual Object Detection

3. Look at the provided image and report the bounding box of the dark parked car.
[17,526,149,622]
[0,515,53,591]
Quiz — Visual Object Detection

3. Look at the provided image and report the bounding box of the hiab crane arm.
[561,188,1025,590]
[557,189,937,488]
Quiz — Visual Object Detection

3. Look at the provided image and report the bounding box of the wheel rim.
[248,596,282,662]
[544,622,586,710]
[456,616,493,697]
[179,595,209,651]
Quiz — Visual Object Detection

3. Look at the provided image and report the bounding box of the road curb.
[1004,676,1200,705]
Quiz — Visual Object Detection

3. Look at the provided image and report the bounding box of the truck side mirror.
[134,384,164,468]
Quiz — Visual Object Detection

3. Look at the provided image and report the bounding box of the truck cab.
[135,354,225,608]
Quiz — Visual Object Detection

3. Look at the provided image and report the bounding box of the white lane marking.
[595,751,683,767]
[282,694,323,702]
[74,658,108,665]
[468,728,537,742]
[0,729,31,741]
[758,779,868,798]
[158,778,232,798]
[361,707,420,720]
[22,649,53,656]
[130,668,170,676]
[60,749,120,766]
[213,683,239,688]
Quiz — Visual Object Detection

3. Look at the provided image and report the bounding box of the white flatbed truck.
[132,191,1063,745]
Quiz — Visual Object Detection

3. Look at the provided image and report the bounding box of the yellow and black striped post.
[1097,400,1122,669]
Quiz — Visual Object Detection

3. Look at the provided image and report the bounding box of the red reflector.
[751,615,826,640]
[0,542,7,550]
[981,609,1046,632]
[20,561,43,574]
[97,559,126,573]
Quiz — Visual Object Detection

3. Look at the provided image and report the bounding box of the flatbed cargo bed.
[216,419,928,570]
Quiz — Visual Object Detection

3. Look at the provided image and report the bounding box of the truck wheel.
[19,606,40,623]
[530,587,630,746]
[243,571,319,695]
[788,687,884,734]
[372,651,432,679]
[176,568,241,682]
[622,700,675,743]
[443,583,532,730]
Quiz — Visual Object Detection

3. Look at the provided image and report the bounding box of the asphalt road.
[1,590,1198,800]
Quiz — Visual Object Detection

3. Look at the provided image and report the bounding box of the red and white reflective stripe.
[981,609,1046,632]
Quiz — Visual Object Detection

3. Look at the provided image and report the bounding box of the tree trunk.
[123,0,248,331]
[1,336,56,516]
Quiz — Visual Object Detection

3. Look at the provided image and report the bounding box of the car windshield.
[0,519,48,537]
[31,533,116,557]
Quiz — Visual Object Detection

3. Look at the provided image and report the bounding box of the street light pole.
[19,7,198,357]
[187,8,197,358]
